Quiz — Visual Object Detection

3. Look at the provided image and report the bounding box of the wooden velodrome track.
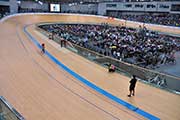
[0,13,180,120]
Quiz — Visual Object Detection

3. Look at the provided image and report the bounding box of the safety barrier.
[36,25,180,94]
[0,96,25,120]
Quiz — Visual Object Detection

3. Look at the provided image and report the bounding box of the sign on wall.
[50,4,60,12]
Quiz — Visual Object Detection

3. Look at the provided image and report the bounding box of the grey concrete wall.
[98,1,180,15]
[61,3,98,14]
[0,1,9,6]
[20,1,49,11]
[9,0,18,14]
[0,0,18,14]
[98,3,106,15]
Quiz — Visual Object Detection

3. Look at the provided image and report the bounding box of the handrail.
[0,96,25,120]
[36,24,180,94]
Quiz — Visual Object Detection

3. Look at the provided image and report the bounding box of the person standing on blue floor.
[41,43,45,54]
[128,75,137,97]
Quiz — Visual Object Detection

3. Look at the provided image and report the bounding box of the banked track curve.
[0,13,180,120]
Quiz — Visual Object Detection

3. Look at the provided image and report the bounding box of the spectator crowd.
[0,7,10,19]
[39,23,180,69]
[108,13,180,27]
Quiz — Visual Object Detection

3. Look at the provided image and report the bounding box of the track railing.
[35,23,180,94]
[0,96,25,120]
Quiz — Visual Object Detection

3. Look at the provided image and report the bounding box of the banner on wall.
[50,4,60,12]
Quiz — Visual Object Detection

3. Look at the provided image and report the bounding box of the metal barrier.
[0,96,25,120]
[36,25,180,94]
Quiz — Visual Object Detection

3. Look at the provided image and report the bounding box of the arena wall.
[0,1,9,6]
[98,1,180,15]
[61,3,98,14]
[0,0,18,14]
[19,1,49,12]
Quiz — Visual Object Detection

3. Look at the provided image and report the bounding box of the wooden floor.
[0,14,180,120]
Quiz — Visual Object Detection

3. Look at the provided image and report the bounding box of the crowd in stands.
[62,10,97,15]
[18,7,49,13]
[39,24,180,68]
[108,13,180,27]
[0,7,10,19]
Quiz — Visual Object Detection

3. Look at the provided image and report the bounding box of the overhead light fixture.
[17,0,21,4]
[38,1,43,5]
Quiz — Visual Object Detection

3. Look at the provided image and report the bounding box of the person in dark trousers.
[49,33,52,40]
[128,75,137,97]
[60,38,67,47]
[108,64,115,72]
[41,43,45,54]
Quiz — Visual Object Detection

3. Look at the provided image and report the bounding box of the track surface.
[0,14,180,120]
